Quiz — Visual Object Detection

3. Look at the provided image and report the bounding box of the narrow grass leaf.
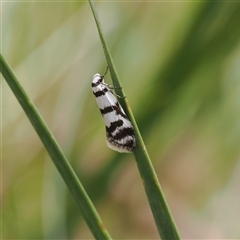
[88,1,181,239]
[0,53,112,240]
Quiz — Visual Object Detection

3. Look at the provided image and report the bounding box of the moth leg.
[103,82,123,90]
[114,92,126,99]
[107,88,126,99]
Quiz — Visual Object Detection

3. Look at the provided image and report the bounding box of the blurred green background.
[2,1,240,239]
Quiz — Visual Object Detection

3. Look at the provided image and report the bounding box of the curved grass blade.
[88,1,181,239]
[0,53,112,240]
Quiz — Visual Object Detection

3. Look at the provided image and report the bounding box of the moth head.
[92,73,103,87]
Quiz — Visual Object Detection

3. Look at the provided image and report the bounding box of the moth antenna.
[102,66,109,78]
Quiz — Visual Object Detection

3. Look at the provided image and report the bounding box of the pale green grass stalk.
[0,53,112,240]
[88,1,181,239]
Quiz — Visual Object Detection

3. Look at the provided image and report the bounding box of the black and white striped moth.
[92,71,136,153]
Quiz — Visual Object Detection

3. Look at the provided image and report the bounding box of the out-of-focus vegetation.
[2,2,240,239]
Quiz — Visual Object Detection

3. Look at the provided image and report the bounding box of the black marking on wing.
[106,120,124,133]
[108,127,135,140]
[107,130,136,151]
[93,87,108,97]
[106,123,136,151]
[100,103,127,119]
[114,102,127,118]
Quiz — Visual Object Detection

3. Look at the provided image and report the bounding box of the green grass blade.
[88,1,181,239]
[0,53,112,240]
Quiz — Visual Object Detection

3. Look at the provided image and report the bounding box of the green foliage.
[2,1,240,239]
[1,54,112,239]
[89,1,180,238]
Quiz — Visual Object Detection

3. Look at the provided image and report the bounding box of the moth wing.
[103,91,136,152]
[92,79,136,152]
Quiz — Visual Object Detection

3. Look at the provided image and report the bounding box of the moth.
[92,71,136,153]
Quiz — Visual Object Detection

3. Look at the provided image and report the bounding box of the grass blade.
[0,53,112,240]
[88,1,181,239]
